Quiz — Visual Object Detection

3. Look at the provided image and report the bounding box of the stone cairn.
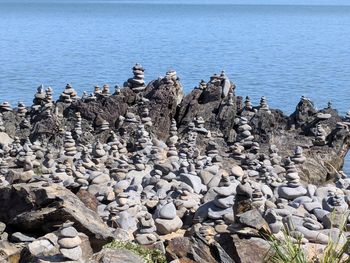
[235,117,254,148]
[167,119,179,159]
[33,84,45,107]
[102,84,110,96]
[244,96,253,111]
[291,146,306,164]
[154,200,183,235]
[64,132,77,157]
[17,102,27,117]
[259,96,271,113]
[140,108,152,127]
[97,119,109,132]
[278,158,307,200]
[59,84,78,103]
[127,63,146,92]
[1,69,350,261]
[74,112,83,136]
[0,102,12,112]
[195,80,207,90]
[313,123,327,146]
[58,222,82,261]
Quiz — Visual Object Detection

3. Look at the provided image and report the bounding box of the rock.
[0,241,25,262]
[61,246,83,261]
[0,132,13,146]
[0,182,117,250]
[231,165,244,178]
[238,209,269,231]
[10,232,35,243]
[60,226,78,238]
[155,216,183,235]
[232,235,271,263]
[88,248,144,263]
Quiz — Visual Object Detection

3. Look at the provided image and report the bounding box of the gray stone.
[10,232,35,242]
[239,209,269,230]
[60,246,83,261]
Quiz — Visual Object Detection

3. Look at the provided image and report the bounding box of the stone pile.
[64,132,77,157]
[235,116,254,148]
[59,84,78,103]
[313,123,327,146]
[0,69,349,262]
[127,63,146,92]
[17,102,27,117]
[278,158,307,200]
[0,102,12,112]
[58,222,83,261]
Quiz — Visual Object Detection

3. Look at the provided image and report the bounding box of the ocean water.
[0,0,350,172]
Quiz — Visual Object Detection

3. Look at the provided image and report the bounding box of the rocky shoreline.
[0,64,350,262]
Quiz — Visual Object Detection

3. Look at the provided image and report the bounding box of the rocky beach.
[0,65,349,262]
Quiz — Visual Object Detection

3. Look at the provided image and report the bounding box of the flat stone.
[239,209,269,231]
[58,236,82,248]
[10,232,35,242]
[278,185,307,200]
[28,239,55,256]
[60,246,83,261]
[135,233,157,245]
[60,226,78,238]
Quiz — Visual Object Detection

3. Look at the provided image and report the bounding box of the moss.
[103,240,166,263]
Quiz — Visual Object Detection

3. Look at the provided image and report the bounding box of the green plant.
[265,228,308,263]
[103,240,166,263]
[265,211,350,263]
[315,212,350,263]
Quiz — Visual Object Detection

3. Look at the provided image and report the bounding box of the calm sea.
[1,0,350,172]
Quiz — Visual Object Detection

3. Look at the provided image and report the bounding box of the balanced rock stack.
[0,102,12,112]
[17,102,27,117]
[235,117,254,148]
[154,200,183,235]
[74,112,83,136]
[102,84,110,96]
[59,84,78,103]
[127,63,146,92]
[58,222,83,261]
[193,117,208,135]
[135,212,158,245]
[164,69,178,85]
[278,158,307,200]
[64,132,77,157]
[33,84,46,106]
[140,108,152,127]
[244,96,253,111]
[313,123,327,146]
[97,119,109,132]
[45,86,54,102]
[259,96,271,113]
[167,119,179,158]
[196,79,207,90]
[291,146,306,164]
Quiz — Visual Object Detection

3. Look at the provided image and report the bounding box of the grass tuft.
[103,240,166,263]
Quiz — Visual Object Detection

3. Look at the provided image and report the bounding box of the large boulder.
[0,182,117,251]
[143,77,184,140]
[176,80,236,141]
